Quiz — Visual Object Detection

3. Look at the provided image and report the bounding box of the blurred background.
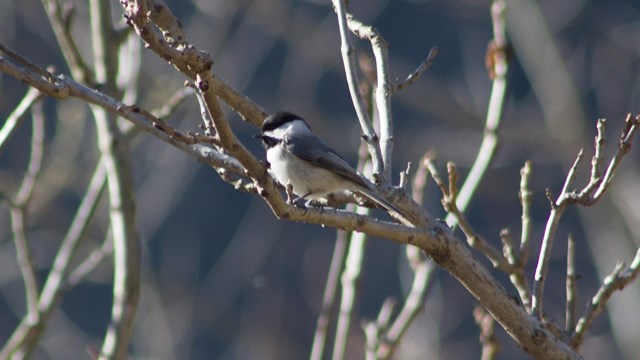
[1,0,639,359]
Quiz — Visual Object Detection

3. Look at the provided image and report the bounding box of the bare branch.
[0,87,44,154]
[474,306,500,360]
[377,259,435,359]
[500,229,516,264]
[1,164,107,358]
[364,298,396,360]
[361,155,435,360]
[0,77,198,359]
[392,47,438,93]
[500,227,532,311]
[518,161,533,266]
[0,56,247,181]
[93,107,139,360]
[16,104,46,207]
[333,207,370,360]
[427,160,513,273]
[0,51,69,98]
[590,114,639,200]
[532,149,585,317]
[40,0,94,83]
[444,0,510,230]
[10,208,39,317]
[533,115,639,318]
[2,105,46,359]
[121,0,267,125]
[65,233,114,289]
[188,82,217,138]
[330,0,384,178]
[346,15,394,181]
[565,234,577,334]
[0,43,57,83]
[86,2,140,358]
[572,248,640,349]
[14,104,46,310]
[146,0,187,44]
[310,231,350,360]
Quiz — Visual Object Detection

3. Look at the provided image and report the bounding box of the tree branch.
[330,0,384,178]
[572,248,640,349]
[445,0,509,229]
[346,15,394,182]
[532,115,639,318]
[0,87,44,154]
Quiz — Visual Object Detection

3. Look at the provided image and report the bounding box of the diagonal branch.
[571,248,640,349]
[0,87,44,154]
[392,47,438,93]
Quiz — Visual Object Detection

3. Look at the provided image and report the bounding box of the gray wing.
[285,133,371,189]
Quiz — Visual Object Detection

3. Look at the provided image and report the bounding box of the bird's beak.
[253,133,263,139]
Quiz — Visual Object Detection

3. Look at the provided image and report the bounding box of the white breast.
[266,145,355,200]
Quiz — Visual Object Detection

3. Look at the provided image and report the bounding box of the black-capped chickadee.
[256,111,400,215]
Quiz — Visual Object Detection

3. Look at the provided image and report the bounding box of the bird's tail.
[357,188,410,224]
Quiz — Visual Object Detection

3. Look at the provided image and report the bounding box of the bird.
[256,111,400,216]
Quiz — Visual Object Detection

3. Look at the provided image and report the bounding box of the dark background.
[1,0,639,359]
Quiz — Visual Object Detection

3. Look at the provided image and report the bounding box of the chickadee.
[256,111,400,215]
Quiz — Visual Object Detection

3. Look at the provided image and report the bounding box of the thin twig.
[392,47,438,93]
[575,120,606,198]
[572,248,640,349]
[0,87,43,154]
[518,161,533,267]
[188,82,218,138]
[474,306,500,360]
[16,104,46,207]
[10,209,39,317]
[377,259,435,359]
[332,206,370,360]
[66,232,114,289]
[500,229,517,265]
[565,234,577,334]
[310,230,350,360]
[427,160,513,272]
[40,0,94,83]
[590,114,639,201]
[14,105,46,311]
[364,298,396,360]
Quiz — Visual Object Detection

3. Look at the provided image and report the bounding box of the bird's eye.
[261,135,280,147]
